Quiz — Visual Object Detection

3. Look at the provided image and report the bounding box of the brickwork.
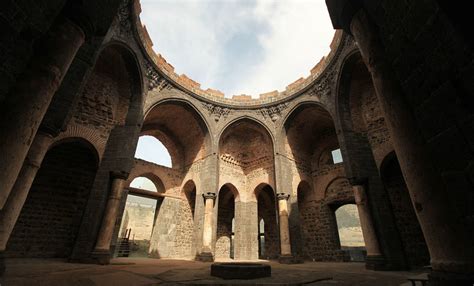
[6,141,97,258]
[73,49,131,140]
[347,60,392,166]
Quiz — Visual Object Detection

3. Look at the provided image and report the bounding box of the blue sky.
[140,0,335,97]
[136,0,335,167]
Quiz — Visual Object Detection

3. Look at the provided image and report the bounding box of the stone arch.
[73,42,144,132]
[126,173,165,193]
[100,41,144,126]
[6,138,99,259]
[380,151,430,268]
[334,50,408,269]
[334,203,366,262]
[324,177,354,205]
[182,180,197,219]
[219,116,275,148]
[282,101,340,185]
[142,99,212,169]
[218,118,275,203]
[69,42,146,260]
[219,182,240,202]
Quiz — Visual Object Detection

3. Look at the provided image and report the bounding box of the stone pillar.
[349,9,474,283]
[92,175,126,264]
[277,193,297,264]
[0,16,85,209]
[353,185,384,270]
[0,132,53,275]
[197,192,216,262]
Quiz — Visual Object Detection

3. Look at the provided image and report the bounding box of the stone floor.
[1,258,428,285]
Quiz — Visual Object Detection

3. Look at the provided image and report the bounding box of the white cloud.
[139,0,335,97]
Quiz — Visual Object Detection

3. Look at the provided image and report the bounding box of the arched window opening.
[118,177,159,258]
[335,204,365,262]
[134,135,172,168]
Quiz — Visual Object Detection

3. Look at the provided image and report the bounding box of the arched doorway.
[6,139,98,258]
[282,102,341,258]
[335,204,366,262]
[255,184,279,260]
[336,52,407,269]
[117,176,162,258]
[218,118,274,260]
[215,183,238,260]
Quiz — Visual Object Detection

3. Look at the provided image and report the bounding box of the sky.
[139,0,335,97]
[135,1,336,168]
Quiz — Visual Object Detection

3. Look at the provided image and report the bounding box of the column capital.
[276,193,290,201]
[202,192,217,200]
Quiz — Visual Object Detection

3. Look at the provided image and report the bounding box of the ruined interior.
[0,0,473,285]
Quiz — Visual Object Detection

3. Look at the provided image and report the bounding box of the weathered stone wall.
[73,49,131,141]
[298,166,354,261]
[382,154,430,268]
[149,197,194,259]
[349,62,392,166]
[6,141,97,258]
[257,191,279,259]
[215,193,234,259]
[120,201,156,241]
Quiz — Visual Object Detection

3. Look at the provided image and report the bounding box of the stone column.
[197,192,216,262]
[0,16,85,209]
[353,185,384,270]
[349,9,474,283]
[0,132,53,275]
[277,193,296,264]
[92,175,126,264]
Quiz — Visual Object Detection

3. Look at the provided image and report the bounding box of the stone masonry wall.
[215,195,234,259]
[383,155,430,268]
[149,197,194,259]
[6,141,97,258]
[299,175,353,261]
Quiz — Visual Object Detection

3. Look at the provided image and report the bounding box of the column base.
[365,255,385,271]
[278,255,303,264]
[196,252,214,262]
[428,270,474,286]
[90,249,111,265]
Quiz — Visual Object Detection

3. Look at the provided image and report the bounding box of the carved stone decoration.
[260,102,289,122]
[309,70,334,99]
[145,62,172,91]
[202,102,231,122]
[116,0,133,38]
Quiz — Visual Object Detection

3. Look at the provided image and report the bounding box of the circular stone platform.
[210,262,271,280]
